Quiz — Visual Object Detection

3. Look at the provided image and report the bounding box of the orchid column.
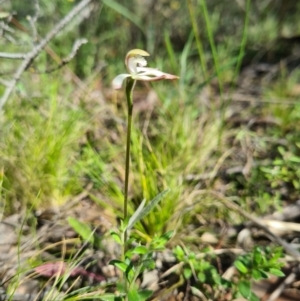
[112,49,179,241]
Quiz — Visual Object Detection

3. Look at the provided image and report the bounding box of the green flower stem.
[124,78,135,222]
[122,78,135,299]
[124,110,132,222]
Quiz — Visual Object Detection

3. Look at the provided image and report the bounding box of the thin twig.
[1,33,17,44]
[28,0,40,42]
[0,21,14,34]
[265,270,297,301]
[0,52,26,60]
[210,191,300,260]
[0,0,94,111]
[0,79,10,87]
[40,39,88,74]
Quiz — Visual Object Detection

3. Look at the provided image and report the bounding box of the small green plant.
[173,245,285,301]
[108,221,173,301]
[173,246,232,300]
[260,145,300,191]
[234,246,285,300]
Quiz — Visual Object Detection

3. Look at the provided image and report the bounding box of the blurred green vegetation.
[1,0,300,238]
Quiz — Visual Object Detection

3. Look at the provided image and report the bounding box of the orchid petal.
[125,49,150,74]
[134,67,179,81]
[137,67,177,77]
[112,74,131,90]
[136,67,159,73]
[135,74,179,81]
[126,49,149,63]
[127,56,147,74]
[133,75,161,81]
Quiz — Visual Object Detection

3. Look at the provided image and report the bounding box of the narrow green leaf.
[128,288,140,301]
[132,246,148,255]
[188,252,196,260]
[110,231,122,244]
[184,268,192,279]
[160,230,174,242]
[253,248,262,266]
[116,283,126,293]
[131,189,170,228]
[150,238,166,251]
[269,268,285,277]
[125,249,134,259]
[197,272,206,282]
[249,293,260,301]
[125,261,136,283]
[258,269,269,279]
[67,216,94,244]
[290,156,300,163]
[138,289,153,301]
[173,245,185,259]
[100,294,122,301]
[141,258,155,270]
[212,270,221,285]
[109,260,128,273]
[252,269,263,280]
[127,199,146,231]
[277,146,285,156]
[220,278,233,288]
[126,288,153,301]
[238,280,251,298]
[234,260,248,274]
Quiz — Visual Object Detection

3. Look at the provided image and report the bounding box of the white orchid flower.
[112,49,179,90]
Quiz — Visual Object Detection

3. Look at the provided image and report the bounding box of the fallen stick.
[209,190,300,260]
[0,0,93,110]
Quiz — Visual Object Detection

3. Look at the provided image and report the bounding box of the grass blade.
[164,30,178,73]
[101,0,143,33]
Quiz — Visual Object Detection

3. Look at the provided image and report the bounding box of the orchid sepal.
[112,74,132,90]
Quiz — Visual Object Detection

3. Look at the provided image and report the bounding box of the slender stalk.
[122,78,135,299]
[124,78,135,222]
[124,105,133,221]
